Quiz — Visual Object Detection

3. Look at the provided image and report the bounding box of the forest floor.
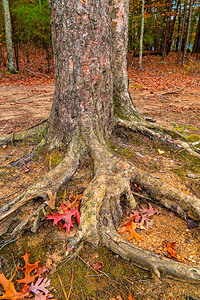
[0,51,200,300]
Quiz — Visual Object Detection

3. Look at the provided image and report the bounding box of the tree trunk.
[192,16,200,54]
[182,0,194,64]
[2,0,16,73]
[138,0,145,70]
[177,0,188,64]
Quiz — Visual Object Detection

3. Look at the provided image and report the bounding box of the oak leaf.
[93,262,104,271]
[46,206,80,233]
[29,277,50,295]
[140,203,160,217]
[17,251,40,284]
[133,184,142,192]
[162,241,184,262]
[45,190,57,210]
[0,274,28,300]
[119,217,143,241]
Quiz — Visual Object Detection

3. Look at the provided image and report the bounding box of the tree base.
[0,120,200,282]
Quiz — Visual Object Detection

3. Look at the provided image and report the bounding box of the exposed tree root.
[116,117,200,159]
[1,127,200,282]
[0,120,48,146]
[0,134,82,237]
[66,133,200,282]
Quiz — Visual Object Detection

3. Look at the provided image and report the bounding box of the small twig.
[26,68,51,78]
[27,118,48,130]
[66,268,74,300]
[132,191,152,201]
[58,273,68,300]
[76,254,99,275]
[0,237,18,251]
[0,188,21,201]
[161,89,183,95]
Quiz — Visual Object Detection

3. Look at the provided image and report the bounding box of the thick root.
[67,163,200,283]
[131,167,200,221]
[116,117,200,159]
[0,120,48,146]
[0,135,82,237]
[100,217,200,283]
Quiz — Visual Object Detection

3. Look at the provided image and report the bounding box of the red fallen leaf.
[140,203,160,217]
[34,266,49,277]
[93,262,104,270]
[46,207,80,233]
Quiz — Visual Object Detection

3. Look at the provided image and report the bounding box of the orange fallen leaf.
[119,217,143,241]
[182,189,191,195]
[17,251,40,284]
[162,241,184,262]
[0,274,28,300]
[128,292,136,300]
[133,184,142,192]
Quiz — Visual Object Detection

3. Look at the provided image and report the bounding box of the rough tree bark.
[138,0,144,70]
[2,0,16,73]
[182,0,194,64]
[1,0,200,283]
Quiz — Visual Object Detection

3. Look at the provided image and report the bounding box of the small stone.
[187,172,196,179]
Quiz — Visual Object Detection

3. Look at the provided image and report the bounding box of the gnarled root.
[0,135,82,238]
[66,134,200,282]
[1,129,200,282]
[116,117,200,159]
[0,120,48,146]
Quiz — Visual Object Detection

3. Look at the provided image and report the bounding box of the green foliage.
[10,0,51,47]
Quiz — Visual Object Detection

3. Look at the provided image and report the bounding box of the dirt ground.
[0,82,200,298]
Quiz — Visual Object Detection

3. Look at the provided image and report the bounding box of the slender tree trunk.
[192,16,200,54]
[182,0,194,64]
[138,0,145,70]
[2,0,16,73]
[176,4,182,52]
[177,0,188,64]
[167,0,180,54]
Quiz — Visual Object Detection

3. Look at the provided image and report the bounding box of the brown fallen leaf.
[93,262,104,270]
[45,190,57,209]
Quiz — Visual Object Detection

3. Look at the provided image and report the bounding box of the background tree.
[2,0,16,73]
[182,0,194,64]
[138,0,145,70]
